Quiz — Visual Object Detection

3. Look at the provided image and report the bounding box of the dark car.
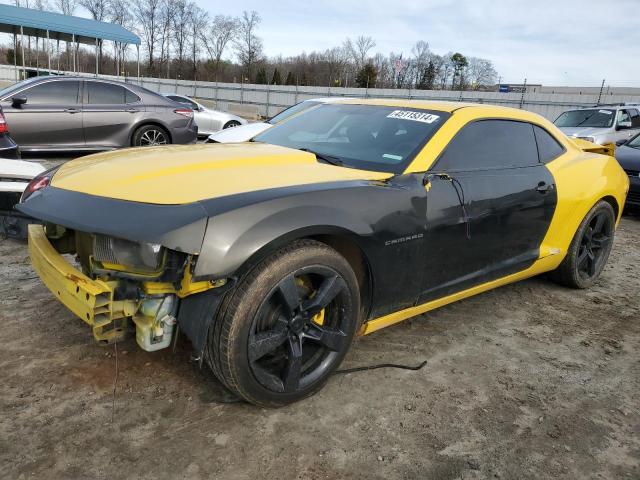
[0,105,20,158]
[616,134,640,209]
[0,76,197,151]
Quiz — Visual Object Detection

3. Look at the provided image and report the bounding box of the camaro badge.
[385,233,424,246]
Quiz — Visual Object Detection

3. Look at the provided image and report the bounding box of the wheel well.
[601,195,619,219]
[223,120,241,128]
[230,231,374,321]
[308,234,373,321]
[131,122,172,145]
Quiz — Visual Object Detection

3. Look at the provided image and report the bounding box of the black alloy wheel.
[248,266,351,394]
[576,210,614,280]
[550,200,615,288]
[206,240,360,407]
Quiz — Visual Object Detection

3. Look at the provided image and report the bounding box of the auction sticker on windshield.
[387,110,440,123]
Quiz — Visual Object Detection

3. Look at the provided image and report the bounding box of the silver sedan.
[163,94,247,137]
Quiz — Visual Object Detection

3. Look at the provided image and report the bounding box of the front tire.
[549,200,615,288]
[223,120,241,129]
[206,240,360,407]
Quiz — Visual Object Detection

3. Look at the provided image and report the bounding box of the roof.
[328,98,485,113]
[0,4,139,45]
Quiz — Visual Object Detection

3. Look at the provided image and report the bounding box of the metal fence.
[1,64,639,121]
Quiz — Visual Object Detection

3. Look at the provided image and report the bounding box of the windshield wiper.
[574,111,599,127]
[298,148,344,166]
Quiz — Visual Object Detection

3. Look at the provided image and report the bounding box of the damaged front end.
[28,222,225,351]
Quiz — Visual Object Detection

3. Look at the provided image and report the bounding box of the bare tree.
[189,4,208,80]
[54,0,76,14]
[324,46,347,86]
[157,0,175,78]
[466,57,498,90]
[79,0,107,19]
[107,0,133,74]
[79,0,108,69]
[234,10,263,81]
[54,0,77,70]
[344,35,376,69]
[132,0,162,75]
[411,40,431,86]
[201,15,237,81]
[170,0,190,78]
[33,0,50,10]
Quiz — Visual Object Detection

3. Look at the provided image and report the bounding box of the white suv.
[554,104,640,145]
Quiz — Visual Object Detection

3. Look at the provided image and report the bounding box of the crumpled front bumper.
[28,224,136,344]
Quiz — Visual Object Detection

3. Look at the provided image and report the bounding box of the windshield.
[254,104,450,173]
[554,109,615,128]
[0,77,44,100]
[267,100,321,124]
[627,133,640,148]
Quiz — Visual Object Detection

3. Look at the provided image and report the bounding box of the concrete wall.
[1,64,639,121]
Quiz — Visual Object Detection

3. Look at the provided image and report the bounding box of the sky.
[193,0,639,86]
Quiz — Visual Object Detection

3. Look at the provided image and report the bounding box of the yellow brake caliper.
[312,308,325,326]
[296,276,325,326]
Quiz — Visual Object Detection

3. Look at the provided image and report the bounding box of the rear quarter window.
[533,126,565,163]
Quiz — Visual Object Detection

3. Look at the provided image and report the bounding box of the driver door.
[615,109,640,143]
[419,119,557,303]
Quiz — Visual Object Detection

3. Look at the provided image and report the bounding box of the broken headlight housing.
[93,234,164,273]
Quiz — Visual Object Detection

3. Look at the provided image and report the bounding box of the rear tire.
[206,240,360,407]
[549,200,615,288]
[132,125,170,147]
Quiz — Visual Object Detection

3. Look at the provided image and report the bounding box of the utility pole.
[596,79,605,106]
[519,78,527,109]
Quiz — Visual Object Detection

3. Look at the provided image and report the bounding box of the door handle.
[536,181,553,194]
[64,108,80,114]
[126,108,139,113]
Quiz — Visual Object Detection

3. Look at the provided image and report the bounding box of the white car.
[162,94,247,137]
[206,97,343,143]
[554,104,640,145]
[0,158,44,238]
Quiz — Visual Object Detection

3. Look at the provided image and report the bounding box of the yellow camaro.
[18,100,629,406]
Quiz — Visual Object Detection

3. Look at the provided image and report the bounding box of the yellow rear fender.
[542,152,629,267]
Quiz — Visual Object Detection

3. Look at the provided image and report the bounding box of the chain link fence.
[1,64,639,121]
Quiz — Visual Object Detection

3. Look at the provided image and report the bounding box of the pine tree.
[355,63,377,88]
[255,67,268,84]
[271,68,282,85]
[285,71,296,85]
[417,60,436,90]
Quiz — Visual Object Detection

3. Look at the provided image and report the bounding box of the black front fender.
[195,198,374,279]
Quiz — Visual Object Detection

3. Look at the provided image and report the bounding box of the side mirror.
[11,96,27,107]
[615,138,628,146]
[616,121,632,131]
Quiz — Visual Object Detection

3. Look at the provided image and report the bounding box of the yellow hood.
[51,143,392,204]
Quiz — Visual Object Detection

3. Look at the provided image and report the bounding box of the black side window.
[629,109,640,128]
[86,82,127,104]
[533,125,565,163]
[168,95,197,109]
[436,120,539,170]
[23,81,79,104]
[125,89,141,103]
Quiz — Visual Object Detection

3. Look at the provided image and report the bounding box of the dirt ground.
[1,199,639,479]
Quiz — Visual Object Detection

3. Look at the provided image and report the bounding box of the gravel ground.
[0,161,638,478]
